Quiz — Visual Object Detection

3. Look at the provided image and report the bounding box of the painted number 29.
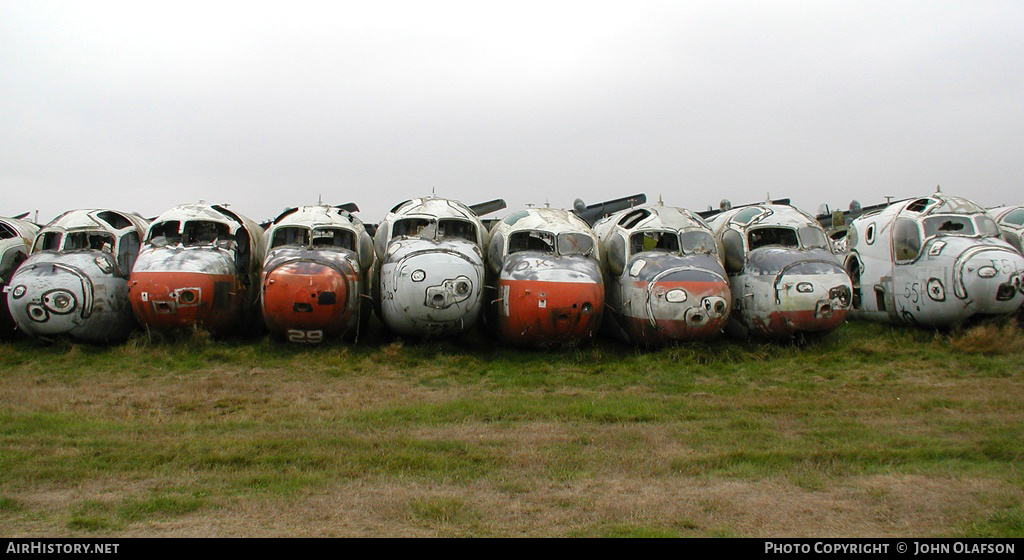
[287,329,324,344]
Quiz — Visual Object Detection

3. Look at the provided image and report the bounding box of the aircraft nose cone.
[6,264,90,337]
[752,268,851,337]
[129,247,244,334]
[495,254,604,347]
[262,260,353,339]
[640,267,731,343]
[961,251,1024,314]
[380,249,484,336]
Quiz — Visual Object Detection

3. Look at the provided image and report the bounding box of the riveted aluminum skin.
[611,253,730,346]
[734,248,852,337]
[129,246,248,334]
[377,237,484,337]
[7,251,136,343]
[261,247,363,342]
[489,252,604,348]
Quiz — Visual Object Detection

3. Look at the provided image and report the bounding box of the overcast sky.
[2,1,1023,225]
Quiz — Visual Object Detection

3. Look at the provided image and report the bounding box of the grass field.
[1,319,1023,537]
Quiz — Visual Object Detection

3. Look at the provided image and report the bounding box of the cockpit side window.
[508,231,555,254]
[893,217,923,262]
[118,231,141,273]
[974,215,1000,237]
[0,223,16,240]
[64,232,115,252]
[748,227,798,250]
[272,226,310,248]
[437,219,477,242]
[34,232,62,252]
[630,231,680,255]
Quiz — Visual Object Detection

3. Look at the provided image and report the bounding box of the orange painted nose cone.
[262,262,350,337]
[129,271,242,334]
[496,278,604,347]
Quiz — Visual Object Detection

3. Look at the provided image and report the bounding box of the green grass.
[1,319,1023,536]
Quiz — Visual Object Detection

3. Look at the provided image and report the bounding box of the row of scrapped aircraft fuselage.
[2,191,1024,347]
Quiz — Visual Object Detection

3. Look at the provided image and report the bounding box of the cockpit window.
[311,228,356,250]
[148,221,180,244]
[732,208,764,225]
[437,219,477,242]
[630,231,680,255]
[392,218,477,242]
[183,221,232,246]
[272,226,310,248]
[393,218,433,239]
[0,223,16,240]
[96,211,132,230]
[797,226,830,250]
[147,220,234,247]
[680,231,717,255]
[557,232,594,256]
[748,227,798,250]
[922,215,975,238]
[509,231,555,254]
[64,232,115,252]
[1001,208,1024,227]
[974,215,1000,237]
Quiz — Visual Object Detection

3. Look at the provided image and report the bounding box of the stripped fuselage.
[260,205,374,343]
[709,204,852,338]
[6,209,148,343]
[844,195,1024,327]
[485,208,603,347]
[129,204,264,335]
[594,205,730,346]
